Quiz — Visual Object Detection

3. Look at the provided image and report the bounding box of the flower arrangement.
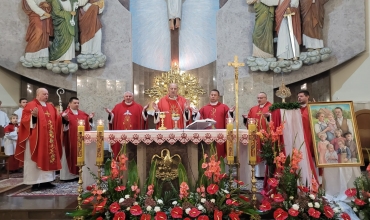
[346,164,370,219]
[67,144,257,219]
[259,148,351,220]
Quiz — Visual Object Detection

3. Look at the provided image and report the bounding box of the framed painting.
[307,101,364,168]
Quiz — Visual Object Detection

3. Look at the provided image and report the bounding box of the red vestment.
[4,123,20,171]
[157,95,190,129]
[199,102,230,157]
[247,102,272,163]
[109,101,144,157]
[15,99,62,171]
[63,108,90,175]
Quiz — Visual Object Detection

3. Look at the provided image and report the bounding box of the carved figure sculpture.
[167,0,182,30]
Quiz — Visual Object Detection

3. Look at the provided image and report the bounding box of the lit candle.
[248,118,257,164]
[226,118,234,164]
[77,120,85,165]
[96,119,104,164]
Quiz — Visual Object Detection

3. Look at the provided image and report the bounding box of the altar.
[82,129,250,189]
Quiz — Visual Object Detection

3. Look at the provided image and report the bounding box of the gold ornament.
[275,82,291,103]
[152,149,181,181]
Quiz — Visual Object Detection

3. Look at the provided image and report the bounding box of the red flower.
[188,208,201,218]
[170,207,183,218]
[323,205,334,219]
[297,185,309,193]
[341,213,351,220]
[273,208,288,220]
[288,208,299,217]
[101,176,109,181]
[96,217,103,220]
[229,212,240,220]
[154,211,167,220]
[113,212,126,220]
[207,184,219,195]
[130,205,143,216]
[354,198,366,206]
[267,178,278,187]
[109,202,121,214]
[140,214,151,220]
[367,164,370,173]
[214,210,223,219]
[239,195,250,202]
[226,199,239,206]
[345,188,357,197]
[308,208,321,218]
[259,200,271,211]
[198,215,209,220]
[184,218,191,220]
[82,196,94,204]
[94,199,107,213]
[234,179,244,185]
[273,194,285,202]
[115,186,126,192]
[86,185,93,191]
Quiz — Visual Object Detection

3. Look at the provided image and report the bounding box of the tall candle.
[77,120,85,165]
[96,119,104,164]
[226,118,234,164]
[248,118,257,164]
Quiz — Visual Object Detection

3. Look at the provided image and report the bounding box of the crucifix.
[227,55,245,178]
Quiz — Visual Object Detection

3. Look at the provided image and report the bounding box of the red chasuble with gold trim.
[199,102,230,157]
[15,99,62,171]
[247,102,272,163]
[300,106,314,157]
[63,108,90,175]
[157,95,189,129]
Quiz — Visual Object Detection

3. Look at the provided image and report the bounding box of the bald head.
[36,88,49,102]
[168,83,178,98]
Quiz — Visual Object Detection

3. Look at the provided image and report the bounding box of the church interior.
[0,0,370,219]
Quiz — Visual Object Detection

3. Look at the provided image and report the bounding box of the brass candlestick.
[158,112,167,130]
[74,164,84,220]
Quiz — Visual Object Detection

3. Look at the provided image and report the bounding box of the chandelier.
[144,64,205,106]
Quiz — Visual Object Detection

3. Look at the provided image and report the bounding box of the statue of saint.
[300,0,329,50]
[167,0,182,30]
[21,0,53,64]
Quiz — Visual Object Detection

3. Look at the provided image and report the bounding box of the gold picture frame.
[308,101,364,168]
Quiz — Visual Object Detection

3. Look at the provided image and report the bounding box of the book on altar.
[186,119,216,130]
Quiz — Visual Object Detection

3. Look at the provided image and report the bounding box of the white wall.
[0,67,20,107]
[330,0,370,104]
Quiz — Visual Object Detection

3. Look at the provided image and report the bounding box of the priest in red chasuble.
[193,89,235,158]
[245,92,272,177]
[105,91,146,157]
[15,88,62,190]
[153,83,191,129]
[61,97,94,181]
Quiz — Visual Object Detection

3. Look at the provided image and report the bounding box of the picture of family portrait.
[308,101,364,168]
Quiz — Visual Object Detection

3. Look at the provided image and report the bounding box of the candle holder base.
[96,163,103,189]
[249,162,258,209]
[76,164,84,211]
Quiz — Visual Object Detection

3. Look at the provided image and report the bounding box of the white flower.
[314,202,320,208]
[172,201,178,205]
[154,206,161,212]
[119,198,125,203]
[289,196,294,200]
[201,198,206,203]
[309,194,315,200]
[126,207,130,211]
[102,189,107,194]
[333,207,340,213]
[270,194,274,198]
[353,207,358,212]
[146,206,152,211]
[210,199,215,203]
[125,194,130,199]
[157,199,163,204]
[198,205,204,210]
[222,189,230,194]
[308,203,313,208]
[369,198,370,202]
[185,208,191,214]
[133,202,138,206]
[292,204,299,211]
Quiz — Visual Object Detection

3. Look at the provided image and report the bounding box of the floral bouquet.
[259,148,351,220]
[345,164,370,219]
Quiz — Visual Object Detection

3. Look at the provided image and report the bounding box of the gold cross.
[45,111,51,117]
[228,55,245,70]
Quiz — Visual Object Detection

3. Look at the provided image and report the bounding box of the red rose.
[273,208,288,220]
[189,207,201,218]
[267,178,279,188]
[308,208,321,219]
[140,214,151,220]
[229,212,240,220]
[341,212,351,220]
[214,209,223,219]
[259,200,272,212]
[130,205,143,216]
[154,211,167,220]
[288,208,299,217]
[109,202,121,214]
[273,193,285,202]
[198,215,209,220]
[96,217,103,220]
[115,186,126,192]
[323,205,334,219]
[170,207,183,218]
[345,188,357,197]
[113,212,126,220]
[354,198,366,206]
[207,184,219,195]
[297,185,309,193]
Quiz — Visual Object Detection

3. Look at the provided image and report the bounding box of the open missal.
[186,119,217,130]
